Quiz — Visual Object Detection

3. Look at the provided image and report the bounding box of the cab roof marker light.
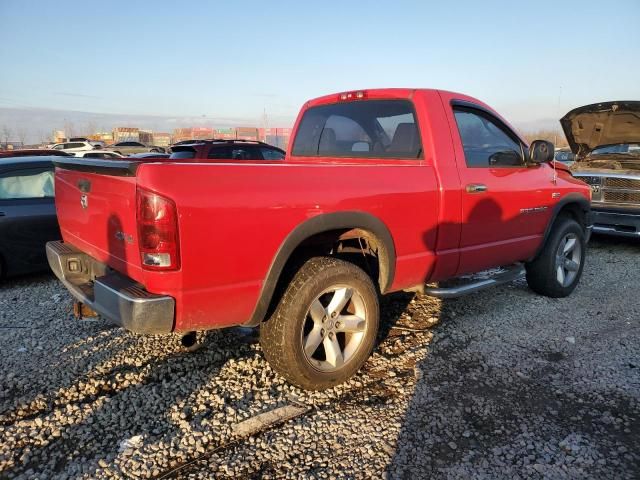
[337,90,368,102]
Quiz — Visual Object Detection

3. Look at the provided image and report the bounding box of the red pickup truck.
[47,88,591,390]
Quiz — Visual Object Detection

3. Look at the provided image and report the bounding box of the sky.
[0,0,639,140]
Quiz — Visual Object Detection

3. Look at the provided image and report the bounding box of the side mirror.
[528,140,554,164]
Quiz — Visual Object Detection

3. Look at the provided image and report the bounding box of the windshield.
[590,143,640,156]
[554,150,575,163]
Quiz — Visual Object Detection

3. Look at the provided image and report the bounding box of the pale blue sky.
[0,0,639,129]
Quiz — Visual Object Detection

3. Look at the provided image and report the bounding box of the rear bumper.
[46,241,175,334]
[590,207,640,238]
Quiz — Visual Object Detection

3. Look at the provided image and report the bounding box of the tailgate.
[53,158,144,281]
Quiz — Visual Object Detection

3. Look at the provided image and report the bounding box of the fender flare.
[531,193,591,260]
[247,211,396,326]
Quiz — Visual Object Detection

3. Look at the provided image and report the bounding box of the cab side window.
[453,108,524,167]
[0,168,54,199]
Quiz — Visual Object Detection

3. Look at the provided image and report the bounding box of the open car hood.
[560,101,640,159]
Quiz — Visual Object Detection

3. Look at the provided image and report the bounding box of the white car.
[73,151,124,159]
[51,141,95,154]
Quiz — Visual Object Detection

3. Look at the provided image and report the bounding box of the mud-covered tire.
[526,217,586,298]
[260,256,379,390]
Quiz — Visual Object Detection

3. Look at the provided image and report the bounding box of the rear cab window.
[292,99,422,159]
[170,147,197,159]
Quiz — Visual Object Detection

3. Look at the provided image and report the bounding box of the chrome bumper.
[591,209,640,238]
[46,241,175,334]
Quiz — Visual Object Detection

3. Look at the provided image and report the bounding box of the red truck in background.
[47,88,592,390]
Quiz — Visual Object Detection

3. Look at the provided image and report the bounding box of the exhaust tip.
[180,331,200,352]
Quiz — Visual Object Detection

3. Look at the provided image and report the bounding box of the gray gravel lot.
[0,235,638,479]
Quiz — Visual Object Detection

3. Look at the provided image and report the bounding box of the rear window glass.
[0,169,54,199]
[170,148,196,159]
[84,152,116,159]
[208,146,262,160]
[261,148,285,160]
[292,99,422,159]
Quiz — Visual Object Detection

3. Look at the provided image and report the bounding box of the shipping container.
[112,127,140,142]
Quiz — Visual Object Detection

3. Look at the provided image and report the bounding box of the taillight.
[136,188,180,270]
[337,90,367,101]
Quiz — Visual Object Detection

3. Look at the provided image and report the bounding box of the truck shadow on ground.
[384,225,640,478]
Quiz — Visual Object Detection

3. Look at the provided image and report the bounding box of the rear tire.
[260,257,379,390]
[526,217,586,297]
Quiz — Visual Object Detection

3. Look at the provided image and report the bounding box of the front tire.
[260,257,379,390]
[526,217,586,297]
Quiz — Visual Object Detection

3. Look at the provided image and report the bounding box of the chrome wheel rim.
[555,233,582,287]
[301,285,368,373]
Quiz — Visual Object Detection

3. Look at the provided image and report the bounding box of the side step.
[424,264,525,299]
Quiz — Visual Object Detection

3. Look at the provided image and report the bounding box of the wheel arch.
[247,211,396,326]
[530,193,591,261]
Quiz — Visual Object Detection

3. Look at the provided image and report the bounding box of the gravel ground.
[0,235,638,479]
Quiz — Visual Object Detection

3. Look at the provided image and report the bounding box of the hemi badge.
[552,192,561,198]
[520,206,549,214]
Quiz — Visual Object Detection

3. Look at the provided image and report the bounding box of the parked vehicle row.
[50,140,166,156]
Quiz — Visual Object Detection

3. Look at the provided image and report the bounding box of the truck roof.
[304,88,472,107]
[299,88,522,145]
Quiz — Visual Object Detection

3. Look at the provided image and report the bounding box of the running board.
[424,265,525,299]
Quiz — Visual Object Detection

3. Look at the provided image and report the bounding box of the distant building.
[139,130,154,144]
[192,127,214,140]
[167,126,292,145]
[153,132,172,147]
[2,142,23,150]
[172,127,214,143]
[215,128,236,140]
[90,132,114,143]
[236,127,259,141]
[259,127,292,149]
[112,127,140,143]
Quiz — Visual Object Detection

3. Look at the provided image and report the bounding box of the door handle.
[466,183,488,193]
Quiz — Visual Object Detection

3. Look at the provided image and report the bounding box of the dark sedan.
[0,156,60,277]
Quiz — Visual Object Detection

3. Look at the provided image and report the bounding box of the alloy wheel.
[555,233,582,287]
[301,285,368,372]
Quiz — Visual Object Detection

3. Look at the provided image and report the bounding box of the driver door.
[448,104,553,275]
